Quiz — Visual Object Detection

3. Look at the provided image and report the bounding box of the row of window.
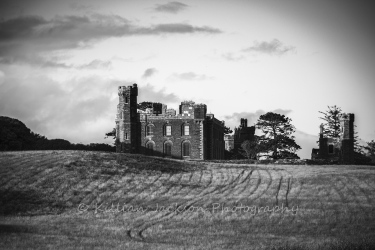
[146,124,190,136]
[146,141,190,157]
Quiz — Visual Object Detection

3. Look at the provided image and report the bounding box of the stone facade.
[233,118,256,154]
[311,113,355,163]
[115,84,225,160]
[224,135,234,151]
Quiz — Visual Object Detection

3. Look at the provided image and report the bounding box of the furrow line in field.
[348,175,375,206]
[134,167,254,240]
[80,175,116,206]
[136,167,253,240]
[18,154,73,187]
[121,172,164,205]
[178,170,204,198]
[235,168,262,205]
[275,176,283,206]
[0,154,69,190]
[246,167,274,203]
[328,175,355,224]
[0,152,49,174]
[336,175,372,221]
[125,167,230,241]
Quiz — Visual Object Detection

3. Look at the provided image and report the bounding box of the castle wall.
[139,117,204,159]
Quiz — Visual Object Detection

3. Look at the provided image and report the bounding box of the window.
[146,124,154,136]
[125,133,128,140]
[182,142,190,157]
[328,144,334,154]
[146,141,155,155]
[183,125,189,135]
[165,125,172,136]
[125,97,129,103]
[164,142,172,156]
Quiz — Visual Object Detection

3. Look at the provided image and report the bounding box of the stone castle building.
[233,118,256,154]
[311,113,355,163]
[115,84,225,160]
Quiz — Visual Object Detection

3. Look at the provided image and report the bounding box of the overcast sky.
[1,0,374,159]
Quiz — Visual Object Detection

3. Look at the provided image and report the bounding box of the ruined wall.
[340,113,355,163]
[312,113,355,163]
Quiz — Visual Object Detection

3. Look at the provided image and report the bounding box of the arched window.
[182,141,190,157]
[182,124,190,136]
[164,141,172,156]
[328,144,334,154]
[165,124,172,136]
[146,141,155,155]
[146,124,154,136]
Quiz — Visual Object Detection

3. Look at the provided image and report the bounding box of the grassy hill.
[1,151,375,249]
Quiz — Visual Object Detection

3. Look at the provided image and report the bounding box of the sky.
[1,0,374,159]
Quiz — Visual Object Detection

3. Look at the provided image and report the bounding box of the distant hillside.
[0,116,114,151]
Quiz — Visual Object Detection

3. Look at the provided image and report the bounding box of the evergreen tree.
[256,112,301,159]
[319,105,342,140]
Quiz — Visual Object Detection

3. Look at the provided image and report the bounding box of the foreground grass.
[0,151,375,249]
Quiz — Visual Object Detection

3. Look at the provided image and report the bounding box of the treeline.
[0,116,115,152]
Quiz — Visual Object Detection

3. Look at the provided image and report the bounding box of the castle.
[115,84,225,160]
[311,113,355,163]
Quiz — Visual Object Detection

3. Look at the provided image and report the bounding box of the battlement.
[118,84,138,99]
[139,113,196,121]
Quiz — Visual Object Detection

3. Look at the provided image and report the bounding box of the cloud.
[222,52,245,61]
[0,14,220,51]
[294,130,319,159]
[70,3,96,12]
[0,14,221,66]
[138,84,179,104]
[140,23,220,34]
[0,55,111,70]
[142,68,158,78]
[154,2,189,13]
[0,70,4,85]
[243,39,295,55]
[78,60,112,70]
[171,72,212,81]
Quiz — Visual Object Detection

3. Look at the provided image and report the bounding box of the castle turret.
[116,84,138,153]
[179,101,195,117]
[194,104,207,120]
[340,113,355,163]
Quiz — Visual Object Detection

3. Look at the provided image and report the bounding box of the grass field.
[1,150,375,249]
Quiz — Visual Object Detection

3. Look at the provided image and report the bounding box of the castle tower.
[340,113,355,163]
[116,84,138,153]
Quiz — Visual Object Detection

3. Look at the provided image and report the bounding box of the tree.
[319,105,342,140]
[224,126,233,135]
[105,128,116,139]
[256,112,301,159]
[353,125,366,154]
[364,140,375,157]
[240,136,261,160]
